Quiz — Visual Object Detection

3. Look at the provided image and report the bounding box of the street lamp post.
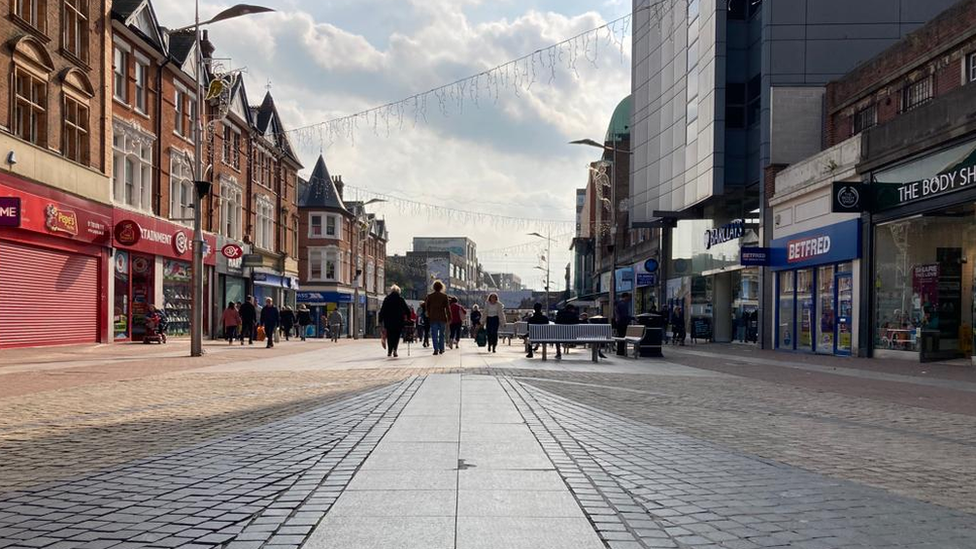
[177,2,273,358]
[351,199,385,340]
[569,139,632,318]
[528,231,552,313]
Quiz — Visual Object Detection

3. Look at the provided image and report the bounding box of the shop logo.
[704,219,745,250]
[45,204,79,236]
[837,186,860,209]
[132,255,151,274]
[0,197,20,227]
[173,231,189,255]
[114,220,142,246]
[788,236,832,263]
[643,258,659,273]
[221,243,244,259]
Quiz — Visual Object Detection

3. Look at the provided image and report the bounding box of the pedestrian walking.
[448,297,466,349]
[297,305,312,341]
[671,305,686,346]
[328,309,343,342]
[525,303,550,358]
[483,293,505,353]
[222,302,241,345]
[613,292,633,338]
[424,280,451,355]
[280,306,295,342]
[470,305,483,342]
[260,297,280,349]
[240,296,257,345]
[417,303,430,348]
[379,285,411,358]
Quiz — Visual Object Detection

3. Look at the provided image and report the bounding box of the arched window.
[10,37,54,147]
[61,68,94,164]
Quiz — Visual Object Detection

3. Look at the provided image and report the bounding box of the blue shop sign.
[770,219,861,271]
[298,291,354,304]
[254,273,300,289]
[636,273,657,287]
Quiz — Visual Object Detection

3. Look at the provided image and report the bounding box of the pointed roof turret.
[299,155,348,212]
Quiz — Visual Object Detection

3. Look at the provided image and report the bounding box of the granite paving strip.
[503,377,976,549]
[303,373,606,549]
[0,377,422,549]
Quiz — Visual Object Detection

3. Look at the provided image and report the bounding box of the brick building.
[0,0,114,347]
[768,0,976,361]
[298,155,388,338]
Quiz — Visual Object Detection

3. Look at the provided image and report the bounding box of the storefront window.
[797,269,815,352]
[114,251,130,340]
[875,212,976,355]
[732,269,759,343]
[130,254,153,341]
[163,259,192,337]
[778,271,794,349]
[817,266,836,354]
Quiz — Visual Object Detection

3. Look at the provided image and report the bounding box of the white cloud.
[154,0,630,289]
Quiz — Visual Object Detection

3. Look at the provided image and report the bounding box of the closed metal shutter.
[0,241,99,347]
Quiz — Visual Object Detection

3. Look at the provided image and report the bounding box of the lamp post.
[351,198,385,339]
[175,2,273,358]
[528,231,552,313]
[569,138,632,318]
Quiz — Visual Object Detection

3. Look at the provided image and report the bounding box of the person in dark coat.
[379,285,411,358]
[525,303,551,358]
[260,297,280,348]
[553,304,580,359]
[297,305,312,341]
[279,306,295,341]
[240,296,257,345]
[417,303,430,348]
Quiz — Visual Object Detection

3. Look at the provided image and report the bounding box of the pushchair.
[144,312,168,344]
[403,321,416,343]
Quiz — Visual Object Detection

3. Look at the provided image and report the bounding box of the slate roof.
[111,0,143,20]
[167,32,196,65]
[251,91,302,166]
[299,155,347,212]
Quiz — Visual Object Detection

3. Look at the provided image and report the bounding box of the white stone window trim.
[112,117,155,212]
[219,176,244,240]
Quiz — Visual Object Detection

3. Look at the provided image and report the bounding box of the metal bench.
[527,324,613,362]
[612,325,645,358]
[500,321,527,345]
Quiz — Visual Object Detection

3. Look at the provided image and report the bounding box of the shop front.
[666,216,760,343]
[297,290,353,338]
[111,210,217,341]
[253,271,300,311]
[0,175,112,348]
[771,220,861,356]
[868,138,976,361]
[215,237,248,338]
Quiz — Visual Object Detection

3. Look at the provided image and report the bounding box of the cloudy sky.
[155,0,631,290]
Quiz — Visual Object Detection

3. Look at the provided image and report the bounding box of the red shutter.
[0,241,99,348]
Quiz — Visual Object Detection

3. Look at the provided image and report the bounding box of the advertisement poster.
[799,297,814,348]
[912,263,940,326]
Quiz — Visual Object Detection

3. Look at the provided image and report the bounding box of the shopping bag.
[306,325,315,338]
[381,328,387,349]
[476,329,487,347]
[257,325,266,341]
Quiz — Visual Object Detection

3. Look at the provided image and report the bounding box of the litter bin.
[635,313,665,358]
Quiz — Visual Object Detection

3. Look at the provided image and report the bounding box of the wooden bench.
[613,325,646,358]
[527,324,613,362]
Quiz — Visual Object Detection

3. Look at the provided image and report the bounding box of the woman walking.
[424,280,451,355]
[379,285,411,358]
[222,302,241,345]
[470,305,482,342]
[448,297,466,349]
[297,305,312,341]
[483,293,505,353]
[417,303,429,347]
[280,306,295,341]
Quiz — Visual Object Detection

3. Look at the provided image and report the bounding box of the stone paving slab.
[502,377,976,549]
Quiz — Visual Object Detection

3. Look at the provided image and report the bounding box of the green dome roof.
[606,95,631,142]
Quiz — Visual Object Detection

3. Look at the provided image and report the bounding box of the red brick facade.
[826,0,976,147]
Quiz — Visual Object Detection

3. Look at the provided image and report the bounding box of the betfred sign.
[771,220,861,271]
[787,236,831,264]
[0,197,21,227]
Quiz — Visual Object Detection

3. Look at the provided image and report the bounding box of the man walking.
[240,296,257,345]
[297,305,312,341]
[260,297,280,349]
[328,309,343,342]
[424,280,451,355]
[614,293,633,338]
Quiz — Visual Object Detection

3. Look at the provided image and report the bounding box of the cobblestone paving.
[503,378,976,549]
[0,377,422,549]
[495,369,976,514]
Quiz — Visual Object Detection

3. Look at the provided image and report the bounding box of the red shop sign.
[221,243,243,259]
[111,208,217,266]
[0,176,111,246]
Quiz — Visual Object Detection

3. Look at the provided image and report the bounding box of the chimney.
[200,30,216,60]
[333,175,344,199]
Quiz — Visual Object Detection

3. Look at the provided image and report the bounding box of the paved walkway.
[304,374,603,549]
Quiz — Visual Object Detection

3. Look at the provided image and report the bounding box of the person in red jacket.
[448,296,466,349]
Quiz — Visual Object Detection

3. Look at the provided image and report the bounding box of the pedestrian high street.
[2,340,975,549]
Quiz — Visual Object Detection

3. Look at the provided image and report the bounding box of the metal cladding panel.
[0,241,99,347]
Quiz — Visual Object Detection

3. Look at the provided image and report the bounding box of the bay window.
[255,197,274,250]
[112,119,154,211]
[219,179,243,240]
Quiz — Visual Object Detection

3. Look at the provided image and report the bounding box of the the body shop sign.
[112,209,216,265]
[770,220,861,271]
[0,179,110,244]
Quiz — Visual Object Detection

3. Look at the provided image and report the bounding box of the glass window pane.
[797,269,815,352]
[778,271,794,349]
[817,266,836,354]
